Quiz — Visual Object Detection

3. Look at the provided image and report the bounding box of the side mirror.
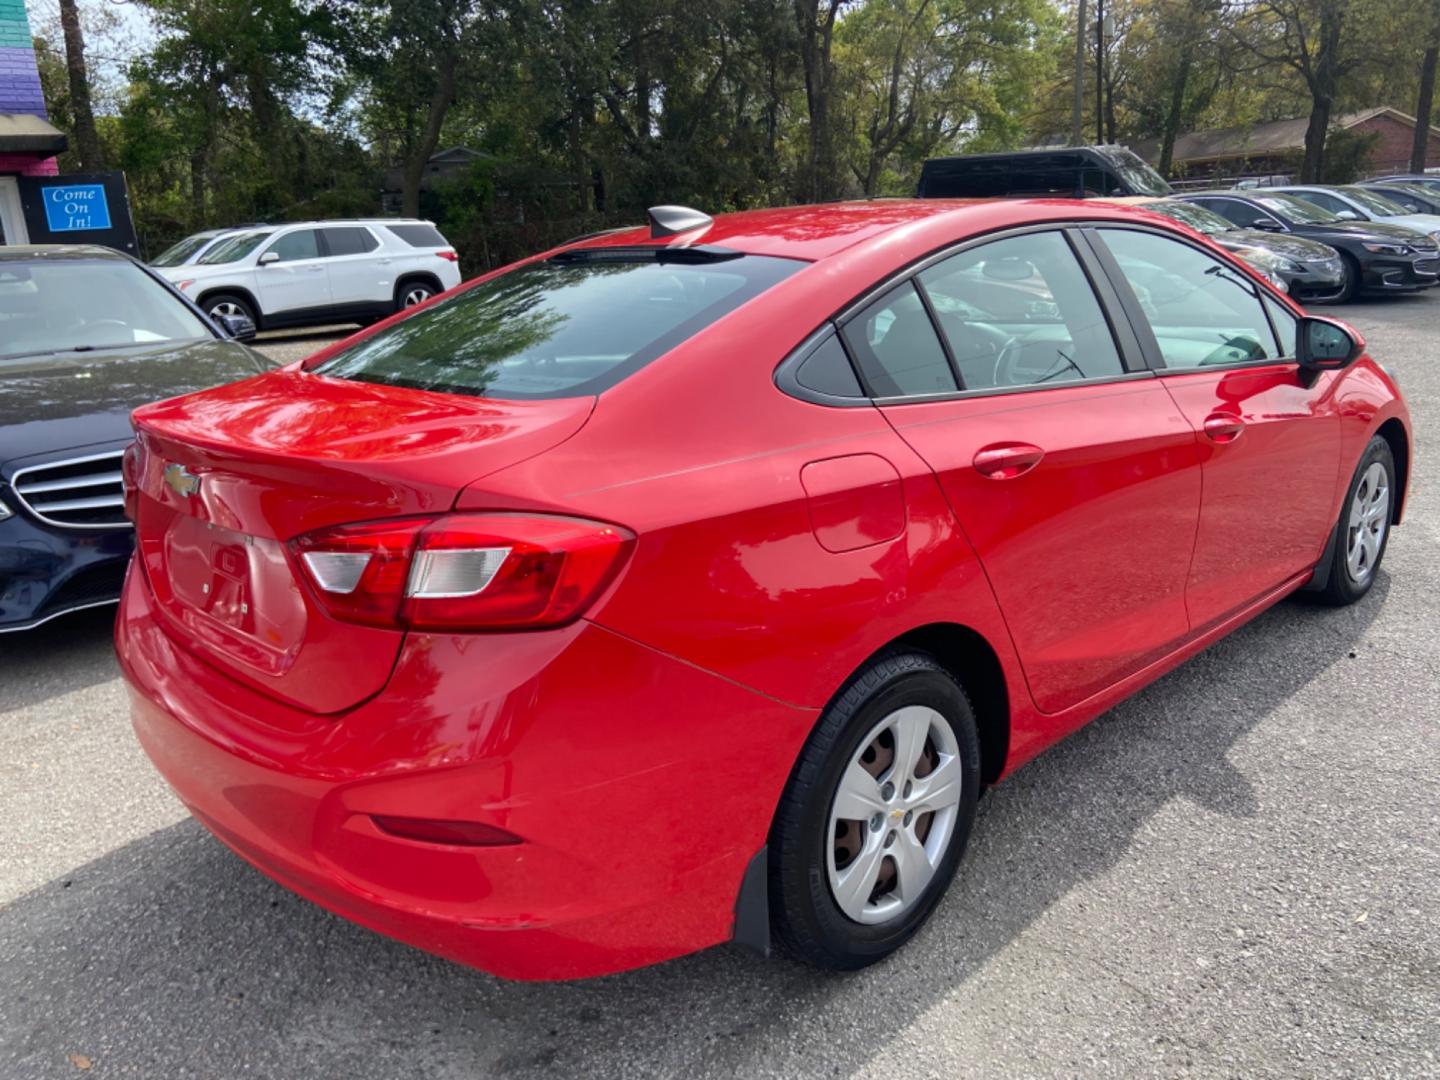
[258,251,280,266]
[1335,209,1360,221]
[216,312,257,342]
[1297,315,1362,372]
[1251,218,1283,231]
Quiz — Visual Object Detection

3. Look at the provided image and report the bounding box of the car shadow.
[0,579,1388,1078]
[0,605,119,713]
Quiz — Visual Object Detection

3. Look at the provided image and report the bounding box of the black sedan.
[1361,182,1440,216]
[0,245,275,633]
[1180,190,1440,302]
[1123,198,1346,303]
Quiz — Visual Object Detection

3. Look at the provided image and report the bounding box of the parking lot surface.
[3,299,1438,1078]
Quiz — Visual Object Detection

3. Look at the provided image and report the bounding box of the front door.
[1089,226,1343,629]
[0,177,27,245]
[255,228,332,317]
[851,229,1204,715]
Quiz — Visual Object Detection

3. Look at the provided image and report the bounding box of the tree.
[1413,2,1440,172]
[794,0,852,200]
[58,0,104,169]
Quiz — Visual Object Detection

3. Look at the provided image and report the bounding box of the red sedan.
[117,199,1412,980]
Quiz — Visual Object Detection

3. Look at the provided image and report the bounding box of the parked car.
[917,145,1173,198]
[0,245,274,633]
[1359,181,1440,216]
[1102,197,1345,302]
[1367,173,1440,197]
[1267,184,1440,243]
[153,219,463,331]
[1180,190,1440,301]
[149,224,266,269]
[118,199,1411,981]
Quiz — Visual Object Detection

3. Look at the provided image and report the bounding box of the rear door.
[319,226,389,308]
[255,228,332,316]
[859,228,1203,715]
[1086,226,1342,628]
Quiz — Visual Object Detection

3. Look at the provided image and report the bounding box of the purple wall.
[1,0,58,175]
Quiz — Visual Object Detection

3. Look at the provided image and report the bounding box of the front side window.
[918,231,1125,390]
[1292,190,1352,217]
[1339,186,1409,217]
[315,252,800,399]
[198,230,272,265]
[1145,201,1233,236]
[0,259,211,360]
[840,281,957,396]
[1098,229,1283,369]
[1194,199,1276,230]
[265,230,321,262]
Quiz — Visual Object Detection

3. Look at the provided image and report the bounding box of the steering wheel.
[958,320,1023,388]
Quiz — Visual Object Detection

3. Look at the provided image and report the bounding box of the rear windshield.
[314,252,801,398]
[386,224,448,248]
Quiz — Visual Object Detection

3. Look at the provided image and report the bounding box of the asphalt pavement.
[2,298,1438,1078]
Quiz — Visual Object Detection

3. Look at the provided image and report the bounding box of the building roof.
[0,113,66,155]
[1135,108,1440,166]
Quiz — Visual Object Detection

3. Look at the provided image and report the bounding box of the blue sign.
[41,184,112,232]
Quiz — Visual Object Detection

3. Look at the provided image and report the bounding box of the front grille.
[1414,258,1439,275]
[11,449,129,529]
[34,559,129,618]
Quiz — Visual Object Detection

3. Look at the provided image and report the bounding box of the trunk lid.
[130,369,593,714]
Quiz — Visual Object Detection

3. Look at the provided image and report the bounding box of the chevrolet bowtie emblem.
[163,463,201,497]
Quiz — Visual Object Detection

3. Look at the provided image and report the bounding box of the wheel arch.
[195,286,262,327]
[395,271,443,300]
[1375,417,1409,524]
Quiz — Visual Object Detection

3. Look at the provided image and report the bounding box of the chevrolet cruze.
[118,200,1412,980]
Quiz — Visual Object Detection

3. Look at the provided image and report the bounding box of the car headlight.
[0,496,12,522]
[1276,257,1304,273]
[1362,242,1411,254]
[1266,270,1290,293]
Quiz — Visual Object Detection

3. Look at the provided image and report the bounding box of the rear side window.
[841,282,957,396]
[918,231,1125,390]
[386,224,448,248]
[323,227,379,256]
[315,253,800,399]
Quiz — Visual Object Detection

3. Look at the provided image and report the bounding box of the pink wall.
[0,152,58,175]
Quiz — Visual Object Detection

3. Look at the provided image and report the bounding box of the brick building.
[1,0,66,242]
[1135,107,1440,182]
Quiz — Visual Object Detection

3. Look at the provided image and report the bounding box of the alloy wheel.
[826,705,962,925]
[402,286,433,307]
[1346,461,1390,584]
[210,301,245,319]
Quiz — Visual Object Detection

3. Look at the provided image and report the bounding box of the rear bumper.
[117,565,814,980]
[0,509,131,632]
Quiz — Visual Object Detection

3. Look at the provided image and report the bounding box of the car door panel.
[255,229,331,315]
[1088,226,1343,628]
[321,227,390,308]
[883,380,1202,714]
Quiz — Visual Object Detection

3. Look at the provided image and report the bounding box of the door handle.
[973,442,1045,480]
[1202,413,1245,443]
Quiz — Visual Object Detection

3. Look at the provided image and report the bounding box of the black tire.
[768,651,981,971]
[203,292,258,329]
[1332,253,1360,304]
[394,279,436,312]
[1310,435,1396,606]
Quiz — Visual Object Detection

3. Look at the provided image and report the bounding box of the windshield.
[315,252,801,399]
[198,230,273,265]
[1255,194,1341,225]
[1108,148,1173,196]
[0,259,212,361]
[1143,200,1232,235]
[1339,186,1412,217]
[151,232,220,268]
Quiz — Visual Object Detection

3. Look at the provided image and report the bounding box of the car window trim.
[1080,222,1301,374]
[773,325,875,408]
[264,227,321,264]
[775,223,1150,408]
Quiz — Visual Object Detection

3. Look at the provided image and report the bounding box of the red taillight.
[121,441,142,522]
[371,815,520,847]
[436,249,458,262]
[290,513,634,631]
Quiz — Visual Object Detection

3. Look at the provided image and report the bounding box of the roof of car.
[0,244,128,262]
[569,198,1212,261]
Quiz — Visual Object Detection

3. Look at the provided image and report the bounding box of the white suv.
[155,219,463,331]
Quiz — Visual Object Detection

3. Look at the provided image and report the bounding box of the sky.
[25,0,157,106]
